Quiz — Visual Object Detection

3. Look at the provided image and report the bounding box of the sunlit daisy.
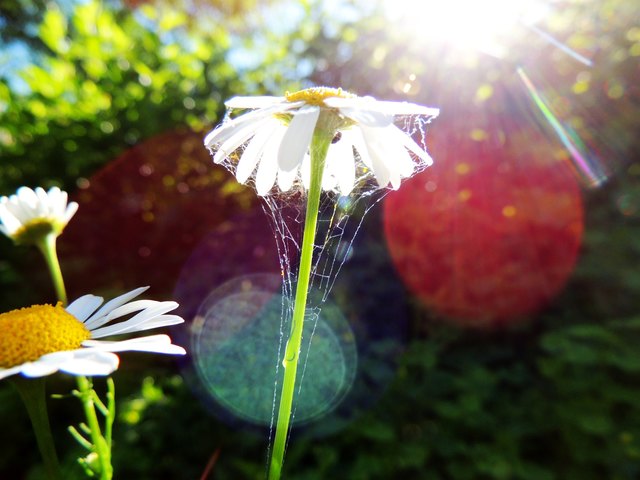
[0,186,78,245]
[204,87,439,196]
[0,287,186,380]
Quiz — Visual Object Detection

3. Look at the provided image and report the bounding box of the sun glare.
[387,0,549,57]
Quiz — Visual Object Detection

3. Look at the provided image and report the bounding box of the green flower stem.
[268,123,334,480]
[35,229,114,478]
[76,376,113,480]
[35,233,67,306]
[11,377,62,480]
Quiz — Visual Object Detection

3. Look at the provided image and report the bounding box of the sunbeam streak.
[525,23,594,66]
[517,67,609,187]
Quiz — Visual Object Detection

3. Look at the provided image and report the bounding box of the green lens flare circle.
[191,274,357,426]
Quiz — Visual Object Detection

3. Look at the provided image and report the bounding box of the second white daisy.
[0,186,78,245]
[204,87,439,196]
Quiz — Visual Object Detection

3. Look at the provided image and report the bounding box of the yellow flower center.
[0,303,91,368]
[285,87,355,106]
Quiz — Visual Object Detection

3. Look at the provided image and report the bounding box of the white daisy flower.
[0,186,79,245]
[0,287,186,380]
[204,87,439,196]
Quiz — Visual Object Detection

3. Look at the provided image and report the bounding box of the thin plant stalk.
[35,233,67,305]
[268,124,333,480]
[12,377,62,480]
[76,376,113,480]
[36,230,114,479]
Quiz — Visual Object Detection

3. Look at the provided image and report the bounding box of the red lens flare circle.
[384,119,584,327]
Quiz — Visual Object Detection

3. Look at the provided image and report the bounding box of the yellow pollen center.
[285,87,355,106]
[0,303,91,368]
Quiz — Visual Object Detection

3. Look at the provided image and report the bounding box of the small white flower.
[0,287,186,380]
[0,186,79,244]
[204,87,439,196]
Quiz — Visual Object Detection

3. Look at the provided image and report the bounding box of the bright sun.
[386,0,549,58]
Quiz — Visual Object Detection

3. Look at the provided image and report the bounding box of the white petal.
[63,202,79,224]
[325,96,440,117]
[56,350,120,376]
[92,299,160,324]
[326,131,356,195]
[254,128,287,195]
[375,126,416,179]
[0,365,23,380]
[6,196,32,221]
[321,167,337,191]
[113,314,184,333]
[225,96,286,109]
[88,302,180,338]
[66,294,105,322]
[300,153,311,190]
[0,210,20,235]
[82,287,149,329]
[17,187,38,209]
[204,103,297,148]
[277,106,320,172]
[35,187,51,216]
[277,167,298,192]
[357,126,392,188]
[83,335,186,355]
[212,117,270,164]
[48,187,64,217]
[19,356,67,377]
[339,107,394,127]
[235,120,280,184]
[388,125,434,166]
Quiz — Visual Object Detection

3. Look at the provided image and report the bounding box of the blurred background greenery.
[1,0,639,478]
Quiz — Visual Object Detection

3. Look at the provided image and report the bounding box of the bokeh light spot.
[475,84,494,103]
[424,180,437,192]
[190,274,357,426]
[470,128,488,142]
[384,117,584,328]
[502,205,517,217]
[572,80,589,95]
[455,162,471,175]
[606,83,625,99]
[458,189,472,202]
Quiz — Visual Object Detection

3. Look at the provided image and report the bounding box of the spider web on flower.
[209,106,436,464]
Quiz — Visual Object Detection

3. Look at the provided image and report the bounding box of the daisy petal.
[326,131,356,195]
[255,129,284,196]
[204,102,299,148]
[82,287,149,329]
[377,126,416,178]
[338,107,394,127]
[84,334,186,355]
[20,355,68,377]
[66,294,105,322]
[300,153,311,190]
[278,106,320,172]
[389,125,434,165]
[212,117,270,164]
[236,120,281,184]
[88,302,180,338]
[358,126,392,187]
[63,202,79,224]
[0,366,23,380]
[325,96,440,117]
[225,96,286,109]
[56,350,120,376]
[277,167,298,192]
